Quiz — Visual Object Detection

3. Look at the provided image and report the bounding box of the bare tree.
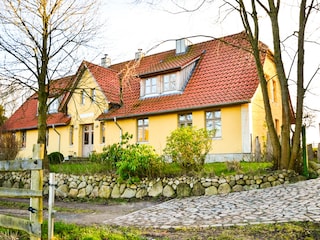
[0,0,100,169]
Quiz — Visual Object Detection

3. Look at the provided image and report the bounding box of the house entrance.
[82,124,94,157]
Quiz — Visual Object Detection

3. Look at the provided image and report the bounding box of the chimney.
[135,49,144,60]
[176,38,192,55]
[101,54,111,67]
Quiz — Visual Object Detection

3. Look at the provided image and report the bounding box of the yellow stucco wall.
[250,52,282,152]
[103,106,243,156]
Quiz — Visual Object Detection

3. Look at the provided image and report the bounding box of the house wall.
[103,106,245,162]
[250,53,282,154]
[16,129,38,159]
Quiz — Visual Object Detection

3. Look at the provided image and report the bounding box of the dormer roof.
[98,31,267,120]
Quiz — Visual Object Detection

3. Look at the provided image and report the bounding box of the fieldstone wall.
[0,170,304,200]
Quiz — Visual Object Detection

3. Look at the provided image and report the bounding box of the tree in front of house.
[0,0,100,169]
[140,0,319,173]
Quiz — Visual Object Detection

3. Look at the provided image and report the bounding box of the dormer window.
[145,77,158,95]
[47,97,60,114]
[163,74,177,92]
[139,53,200,99]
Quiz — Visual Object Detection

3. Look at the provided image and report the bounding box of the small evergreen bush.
[48,152,64,164]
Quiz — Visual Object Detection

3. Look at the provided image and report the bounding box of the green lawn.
[50,160,273,178]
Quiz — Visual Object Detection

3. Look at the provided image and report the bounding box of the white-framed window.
[206,110,222,138]
[48,98,60,114]
[145,78,158,95]
[137,118,149,142]
[178,113,192,127]
[91,88,96,102]
[100,122,105,144]
[81,90,86,105]
[163,73,177,92]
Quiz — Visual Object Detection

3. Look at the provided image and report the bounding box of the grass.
[1,221,320,239]
[50,160,273,178]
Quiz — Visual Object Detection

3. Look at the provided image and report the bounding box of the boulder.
[163,185,175,198]
[98,185,111,199]
[121,188,136,199]
[136,189,148,199]
[218,183,231,194]
[148,181,163,197]
[192,182,205,196]
[205,186,218,196]
[56,184,68,198]
[177,183,191,198]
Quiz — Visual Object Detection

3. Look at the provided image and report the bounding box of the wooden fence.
[0,144,44,240]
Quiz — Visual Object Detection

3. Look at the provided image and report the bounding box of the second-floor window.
[145,78,157,95]
[178,113,192,127]
[163,73,177,92]
[48,98,59,114]
[91,88,96,102]
[137,118,149,142]
[206,110,221,138]
[81,90,86,105]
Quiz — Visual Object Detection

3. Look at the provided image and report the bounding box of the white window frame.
[137,118,149,142]
[178,113,192,127]
[47,98,60,114]
[206,110,222,138]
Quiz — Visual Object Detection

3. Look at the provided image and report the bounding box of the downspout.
[52,124,61,153]
[113,117,123,143]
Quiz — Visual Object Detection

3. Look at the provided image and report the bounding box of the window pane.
[137,118,149,142]
[178,113,192,127]
[206,110,221,138]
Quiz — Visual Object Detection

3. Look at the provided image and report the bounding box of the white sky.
[89,0,320,145]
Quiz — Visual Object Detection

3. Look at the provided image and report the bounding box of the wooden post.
[48,173,55,240]
[30,144,44,240]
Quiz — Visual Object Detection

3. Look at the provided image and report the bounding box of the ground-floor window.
[21,130,26,148]
[206,110,222,138]
[178,113,192,127]
[137,118,149,142]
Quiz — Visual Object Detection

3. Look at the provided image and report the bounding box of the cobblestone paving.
[104,178,320,228]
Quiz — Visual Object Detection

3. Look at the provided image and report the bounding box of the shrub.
[0,132,20,160]
[116,144,163,183]
[164,127,213,173]
[48,152,64,164]
[91,132,163,182]
[89,133,133,171]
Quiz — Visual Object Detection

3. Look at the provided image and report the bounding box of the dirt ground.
[0,197,159,225]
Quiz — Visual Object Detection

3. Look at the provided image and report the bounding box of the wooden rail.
[0,144,44,240]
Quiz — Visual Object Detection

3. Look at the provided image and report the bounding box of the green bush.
[91,132,163,182]
[164,127,213,173]
[48,152,64,164]
[116,144,163,183]
[89,133,133,171]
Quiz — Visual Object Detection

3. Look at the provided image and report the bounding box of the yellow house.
[3,32,286,161]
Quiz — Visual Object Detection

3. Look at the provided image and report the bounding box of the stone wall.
[0,170,303,200]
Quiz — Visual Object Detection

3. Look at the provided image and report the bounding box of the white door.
[82,124,94,157]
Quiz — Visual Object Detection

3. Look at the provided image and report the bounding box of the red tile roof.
[98,32,267,120]
[84,61,120,104]
[2,93,71,131]
[3,32,269,130]
[3,61,121,131]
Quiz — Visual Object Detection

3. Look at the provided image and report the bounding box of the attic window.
[48,97,60,114]
[176,38,192,55]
